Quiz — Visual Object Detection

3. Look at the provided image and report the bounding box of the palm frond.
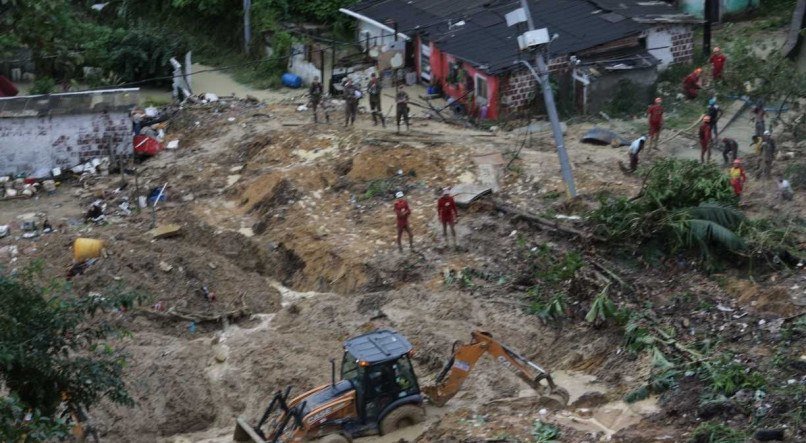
[685,203,745,230]
[687,219,746,251]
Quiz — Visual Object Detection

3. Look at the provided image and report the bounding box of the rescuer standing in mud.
[699,116,713,163]
[394,191,413,253]
[683,67,702,99]
[709,47,727,81]
[396,85,410,133]
[757,130,777,178]
[343,78,359,127]
[729,158,747,198]
[721,137,739,166]
[646,97,663,150]
[367,72,385,127]
[437,188,458,248]
[309,76,323,123]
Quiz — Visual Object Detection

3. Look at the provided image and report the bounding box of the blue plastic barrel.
[281,73,302,89]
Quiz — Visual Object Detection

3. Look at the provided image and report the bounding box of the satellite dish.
[390,53,404,68]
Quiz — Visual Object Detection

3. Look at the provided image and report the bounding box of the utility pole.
[703,0,713,56]
[243,0,252,54]
[515,0,576,197]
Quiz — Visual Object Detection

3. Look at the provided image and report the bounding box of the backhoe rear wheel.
[316,433,349,443]
[380,404,425,435]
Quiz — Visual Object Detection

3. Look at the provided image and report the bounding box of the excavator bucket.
[234,417,267,443]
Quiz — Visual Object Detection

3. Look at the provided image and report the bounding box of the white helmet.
[395,191,404,198]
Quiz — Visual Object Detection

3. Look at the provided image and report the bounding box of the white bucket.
[138,196,147,208]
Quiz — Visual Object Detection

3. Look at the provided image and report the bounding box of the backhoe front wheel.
[379,404,425,435]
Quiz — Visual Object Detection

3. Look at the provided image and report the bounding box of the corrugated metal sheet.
[0,88,139,118]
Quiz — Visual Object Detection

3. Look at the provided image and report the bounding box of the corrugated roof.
[587,0,701,23]
[347,0,658,74]
[0,88,139,118]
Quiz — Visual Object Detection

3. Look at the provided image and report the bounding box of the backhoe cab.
[234,329,425,443]
[234,329,568,442]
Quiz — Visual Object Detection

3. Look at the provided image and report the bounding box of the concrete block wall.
[0,112,132,176]
[501,56,569,113]
[664,25,695,65]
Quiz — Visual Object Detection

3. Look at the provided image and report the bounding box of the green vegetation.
[28,77,56,95]
[590,159,755,267]
[0,265,147,438]
[689,422,747,443]
[531,421,560,442]
[1,395,69,442]
[701,355,766,397]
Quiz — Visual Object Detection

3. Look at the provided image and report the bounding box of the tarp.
[581,127,629,146]
[133,135,162,156]
[0,76,19,97]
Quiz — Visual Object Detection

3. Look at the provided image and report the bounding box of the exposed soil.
[1,78,803,443]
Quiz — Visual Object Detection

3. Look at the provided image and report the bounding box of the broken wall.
[647,25,695,69]
[0,112,132,176]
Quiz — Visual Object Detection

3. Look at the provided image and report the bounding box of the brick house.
[341,0,697,118]
[0,89,137,176]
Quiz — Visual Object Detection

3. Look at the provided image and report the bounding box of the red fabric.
[394,199,411,228]
[0,75,18,97]
[710,54,726,79]
[730,178,744,196]
[647,104,664,125]
[649,122,662,137]
[698,122,712,150]
[683,73,700,98]
[133,135,163,156]
[437,195,457,224]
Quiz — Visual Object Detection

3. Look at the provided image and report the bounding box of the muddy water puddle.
[548,370,659,438]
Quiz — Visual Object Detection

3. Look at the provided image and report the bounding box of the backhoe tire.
[380,404,425,435]
[316,433,350,443]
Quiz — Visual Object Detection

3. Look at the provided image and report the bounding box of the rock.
[754,429,784,441]
[159,261,173,272]
[571,391,608,409]
[147,224,183,239]
[214,348,228,363]
[181,194,195,202]
[576,408,593,418]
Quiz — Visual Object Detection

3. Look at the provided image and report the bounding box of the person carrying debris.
[683,67,702,99]
[707,97,724,138]
[395,85,410,133]
[646,97,664,149]
[343,79,359,127]
[699,116,713,163]
[720,137,739,166]
[367,72,385,127]
[394,191,413,253]
[778,178,793,201]
[728,158,747,198]
[437,188,458,247]
[757,130,777,178]
[751,102,766,137]
[628,135,646,172]
[709,47,727,81]
[309,77,324,123]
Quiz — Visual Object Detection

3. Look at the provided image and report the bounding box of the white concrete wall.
[357,21,395,50]
[0,113,132,176]
[647,25,694,69]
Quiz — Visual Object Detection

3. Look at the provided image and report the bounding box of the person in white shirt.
[778,178,793,201]
[628,136,647,172]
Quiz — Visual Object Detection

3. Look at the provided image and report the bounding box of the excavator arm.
[422,331,569,408]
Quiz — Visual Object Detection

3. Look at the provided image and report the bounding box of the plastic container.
[281,73,302,89]
[73,238,104,262]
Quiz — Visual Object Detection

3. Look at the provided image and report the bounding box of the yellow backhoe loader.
[234,329,569,443]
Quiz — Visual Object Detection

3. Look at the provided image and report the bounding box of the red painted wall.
[416,42,502,120]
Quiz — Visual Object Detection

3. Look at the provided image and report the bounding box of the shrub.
[29,77,56,95]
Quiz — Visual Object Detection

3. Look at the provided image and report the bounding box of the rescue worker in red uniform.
[709,47,727,81]
[699,115,713,163]
[683,68,703,99]
[728,159,747,198]
[436,188,458,248]
[394,191,413,253]
[646,97,664,149]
